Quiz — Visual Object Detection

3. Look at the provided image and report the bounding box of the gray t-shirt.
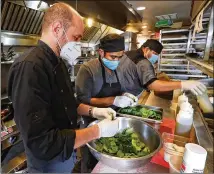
[118,49,157,96]
[75,58,125,104]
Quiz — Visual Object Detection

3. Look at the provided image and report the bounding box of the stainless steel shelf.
[161,37,188,41]
[161,58,187,61]
[161,29,189,34]
[162,48,187,51]
[190,42,206,45]
[162,43,187,46]
[192,36,207,39]
[166,74,207,78]
[160,69,202,73]
[160,64,195,67]
[162,53,185,56]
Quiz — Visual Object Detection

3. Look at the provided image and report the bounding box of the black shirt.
[8,40,78,170]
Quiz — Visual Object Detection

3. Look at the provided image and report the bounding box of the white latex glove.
[97,118,119,138]
[181,81,206,95]
[113,96,134,108]
[92,107,116,120]
[123,92,138,103]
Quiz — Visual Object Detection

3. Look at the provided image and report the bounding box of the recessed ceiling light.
[136,6,146,11]
[142,26,147,29]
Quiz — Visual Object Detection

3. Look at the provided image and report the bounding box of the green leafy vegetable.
[95,128,150,158]
[119,106,162,120]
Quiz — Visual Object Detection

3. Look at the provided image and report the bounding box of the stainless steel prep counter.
[92,91,213,173]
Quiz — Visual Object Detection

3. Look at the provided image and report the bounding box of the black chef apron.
[80,58,122,173]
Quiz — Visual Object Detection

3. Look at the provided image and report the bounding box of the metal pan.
[117,104,163,124]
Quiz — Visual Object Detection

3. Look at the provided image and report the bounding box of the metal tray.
[117,104,163,124]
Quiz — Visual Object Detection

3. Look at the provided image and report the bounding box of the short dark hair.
[42,3,73,32]
[142,39,163,54]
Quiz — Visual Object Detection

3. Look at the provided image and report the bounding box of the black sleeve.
[8,61,76,161]
[136,59,157,89]
[75,64,93,104]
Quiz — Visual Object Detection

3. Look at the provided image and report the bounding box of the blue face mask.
[149,54,159,64]
[102,58,120,70]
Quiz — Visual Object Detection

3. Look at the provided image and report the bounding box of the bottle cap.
[178,94,188,106]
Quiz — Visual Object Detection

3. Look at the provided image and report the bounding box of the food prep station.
[90,87,213,173]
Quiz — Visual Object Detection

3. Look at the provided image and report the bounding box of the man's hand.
[123,92,138,103]
[113,96,135,108]
[92,107,116,120]
[181,81,206,95]
[97,118,119,138]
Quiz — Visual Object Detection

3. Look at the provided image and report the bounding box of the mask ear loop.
[56,25,69,50]
[62,26,69,42]
[55,26,69,62]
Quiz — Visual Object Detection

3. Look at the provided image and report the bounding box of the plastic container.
[180,143,207,173]
[169,155,183,173]
[175,110,193,137]
[162,132,190,163]
[197,91,213,113]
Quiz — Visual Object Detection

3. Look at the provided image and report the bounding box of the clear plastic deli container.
[169,155,183,173]
[162,132,190,162]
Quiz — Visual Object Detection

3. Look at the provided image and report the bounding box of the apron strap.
[114,70,119,83]
[98,58,120,83]
[99,58,107,84]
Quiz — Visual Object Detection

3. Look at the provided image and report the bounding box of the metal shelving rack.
[158,28,207,79]
[187,2,214,78]
[158,2,213,80]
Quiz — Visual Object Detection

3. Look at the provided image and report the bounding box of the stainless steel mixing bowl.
[86,117,162,170]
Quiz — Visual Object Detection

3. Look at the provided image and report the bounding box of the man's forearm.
[148,80,181,91]
[74,125,99,149]
[77,103,91,116]
[90,97,115,107]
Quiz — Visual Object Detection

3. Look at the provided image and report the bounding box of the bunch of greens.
[118,106,162,120]
[95,128,150,158]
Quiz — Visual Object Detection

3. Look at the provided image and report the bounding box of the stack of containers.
[162,132,189,163]
[165,93,208,173]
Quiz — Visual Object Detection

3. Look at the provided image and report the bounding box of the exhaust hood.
[1,0,45,35]
[1,0,127,46]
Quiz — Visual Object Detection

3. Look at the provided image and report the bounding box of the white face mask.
[56,27,81,65]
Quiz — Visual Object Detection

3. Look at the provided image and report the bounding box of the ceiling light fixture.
[136,6,146,11]
[87,18,93,28]
[142,26,147,29]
